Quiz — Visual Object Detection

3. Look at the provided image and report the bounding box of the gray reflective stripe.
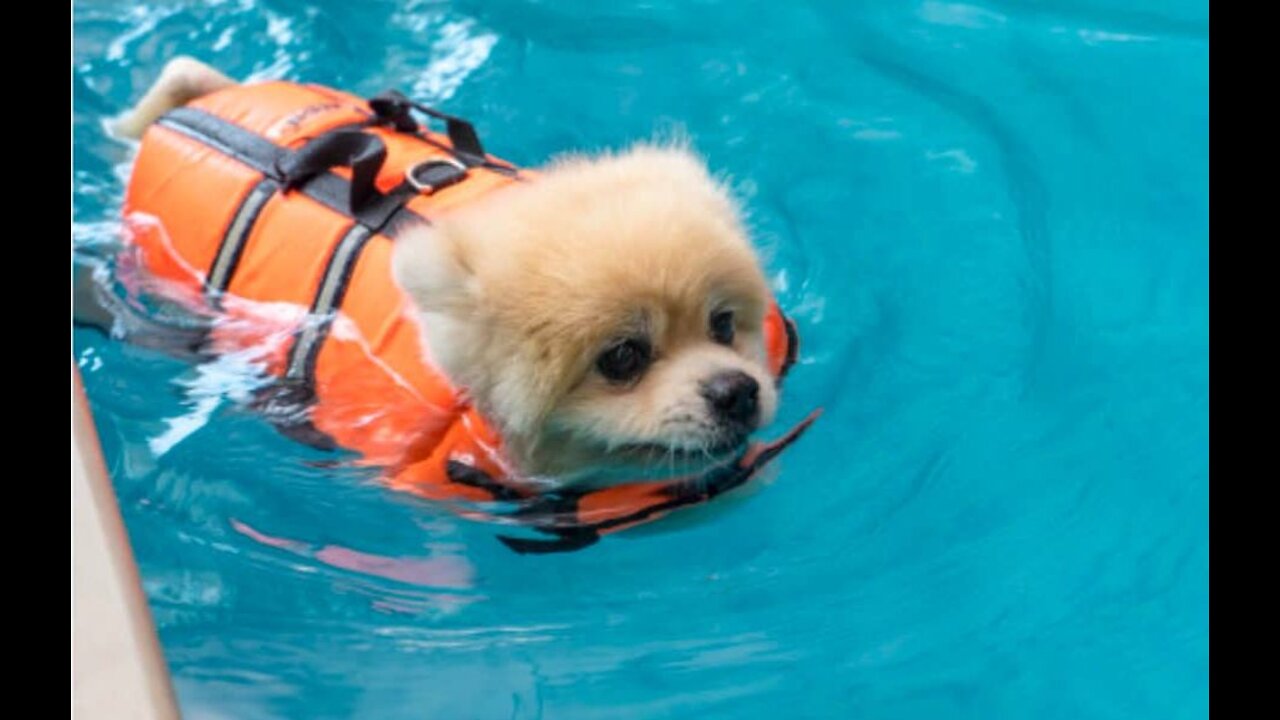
[284,224,374,381]
[208,178,276,292]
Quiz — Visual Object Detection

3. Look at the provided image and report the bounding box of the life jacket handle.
[274,129,388,216]
[368,89,487,167]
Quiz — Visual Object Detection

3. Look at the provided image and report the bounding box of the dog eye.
[709,308,735,345]
[596,338,652,383]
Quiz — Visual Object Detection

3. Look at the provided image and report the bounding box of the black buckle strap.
[275,130,387,216]
[368,90,487,166]
[272,128,458,232]
[488,411,821,554]
[780,314,800,381]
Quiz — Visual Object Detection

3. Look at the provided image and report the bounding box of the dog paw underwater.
[104,58,821,554]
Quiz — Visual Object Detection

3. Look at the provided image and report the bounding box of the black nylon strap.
[497,530,601,554]
[491,411,820,554]
[445,460,527,502]
[779,315,800,381]
[157,107,285,175]
[242,222,377,449]
[247,381,338,451]
[208,177,277,298]
[156,108,432,235]
[274,130,387,216]
[283,223,376,385]
[368,89,487,166]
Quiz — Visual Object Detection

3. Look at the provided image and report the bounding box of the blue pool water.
[73,1,1208,717]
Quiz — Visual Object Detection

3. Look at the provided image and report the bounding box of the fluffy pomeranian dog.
[113,58,779,485]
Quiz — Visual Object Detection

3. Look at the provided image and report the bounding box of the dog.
[112,57,782,488]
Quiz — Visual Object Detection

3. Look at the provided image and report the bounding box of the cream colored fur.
[393,146,777,481]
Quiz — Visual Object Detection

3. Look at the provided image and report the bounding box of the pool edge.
[72,362,180,720]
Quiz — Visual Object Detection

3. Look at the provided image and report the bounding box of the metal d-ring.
[404,157,468,194]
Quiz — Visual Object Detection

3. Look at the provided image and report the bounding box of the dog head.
[393,144,777,482]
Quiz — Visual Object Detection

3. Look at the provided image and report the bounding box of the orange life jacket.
[123,80,814,552]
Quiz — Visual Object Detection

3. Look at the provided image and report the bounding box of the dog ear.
[391,224,478,314]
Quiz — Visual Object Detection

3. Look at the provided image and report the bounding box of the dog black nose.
[700,371,760,428]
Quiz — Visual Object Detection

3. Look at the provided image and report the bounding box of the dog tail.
[109,56,236,140]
